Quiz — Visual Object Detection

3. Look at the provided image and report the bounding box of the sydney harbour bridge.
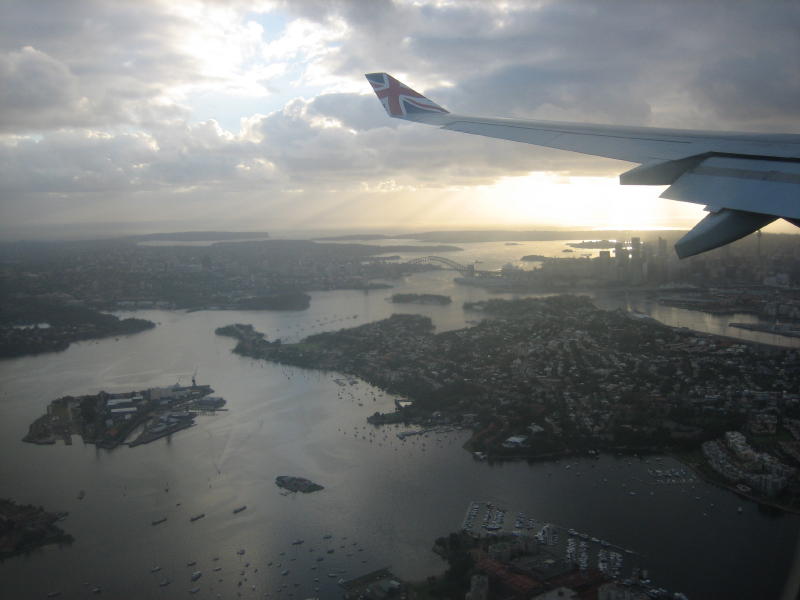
[406,256,478,276]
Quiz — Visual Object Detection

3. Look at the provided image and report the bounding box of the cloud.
[0,0,798,235]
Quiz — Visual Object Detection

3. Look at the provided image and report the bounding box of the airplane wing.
[365,72,800,258]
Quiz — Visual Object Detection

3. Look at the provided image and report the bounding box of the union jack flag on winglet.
[365,73,449,119]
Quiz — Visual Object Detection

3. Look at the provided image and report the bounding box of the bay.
[0,241,797,599]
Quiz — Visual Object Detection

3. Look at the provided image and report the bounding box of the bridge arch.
[407,256,475,275]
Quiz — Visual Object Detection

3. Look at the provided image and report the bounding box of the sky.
[0,0,799,239]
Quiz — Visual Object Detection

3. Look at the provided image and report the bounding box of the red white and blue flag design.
[365,73,448,118]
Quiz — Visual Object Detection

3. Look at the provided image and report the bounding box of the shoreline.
[671,452,800,516]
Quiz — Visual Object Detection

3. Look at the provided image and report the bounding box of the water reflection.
[0,242,797,599]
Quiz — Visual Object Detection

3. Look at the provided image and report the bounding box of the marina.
[461,501,641,570]
[458,500,690,598]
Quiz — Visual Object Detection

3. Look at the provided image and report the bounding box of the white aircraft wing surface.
[365,72,800,258]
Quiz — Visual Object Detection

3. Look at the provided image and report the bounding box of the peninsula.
[0,298,154,358]
[0,499,73,559]
[217,295,800,512]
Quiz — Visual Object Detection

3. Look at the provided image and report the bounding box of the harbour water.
[1,240,798,599]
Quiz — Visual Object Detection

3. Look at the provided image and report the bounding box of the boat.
[77,490,85,500]
[47,593,61,598]
[191,571,202,582]
[187,561,196,567]
[281,570,289,576]
[91,587,101,594]
[189,588,199,594]
[292,539,304,545]
[189,513,205,522]
[150,566,161,573]
[237,549,245,555]
[158,580,170,587]
[233,505,247,514]
[151,517,167,526]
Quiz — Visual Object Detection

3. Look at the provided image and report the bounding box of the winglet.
[365,73,449,120]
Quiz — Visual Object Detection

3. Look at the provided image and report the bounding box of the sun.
[463,173,708,230]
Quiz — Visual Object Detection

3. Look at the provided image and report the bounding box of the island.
[390,293,452,305]
[0,499,73,559]
[275,476,324,493]
[23,383,224,450]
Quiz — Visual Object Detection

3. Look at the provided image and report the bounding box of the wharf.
[129,419,195,447]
